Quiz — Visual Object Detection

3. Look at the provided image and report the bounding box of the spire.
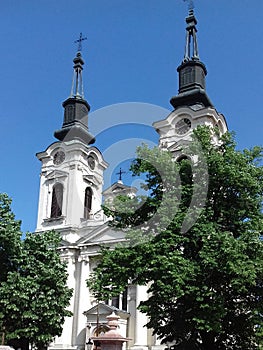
[170,7,213,109]
[54,33,95,145]
[183,8,199,62]
[70,33,87,98]
[70,51,85,98]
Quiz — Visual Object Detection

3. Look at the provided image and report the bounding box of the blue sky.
[0,0,262,232]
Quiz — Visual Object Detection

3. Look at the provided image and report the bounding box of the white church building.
[35,8,227,350]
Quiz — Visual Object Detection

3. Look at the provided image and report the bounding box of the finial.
[184,0,194,11]
[116,168,126,182]
[74,32,87,52]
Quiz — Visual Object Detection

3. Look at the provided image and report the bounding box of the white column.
[54,249,77,348]
[130,285,148,350]
[76,253,91,342]
[127,285,136,347]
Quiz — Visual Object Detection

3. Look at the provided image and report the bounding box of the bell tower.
[153,7,228,155]
[36,36,108,240]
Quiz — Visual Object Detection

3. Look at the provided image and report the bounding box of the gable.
[84,303,129,319]
[77,223,126,246]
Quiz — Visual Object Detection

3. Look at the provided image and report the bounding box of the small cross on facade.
[74,32,87,52]
[116,168,126,182]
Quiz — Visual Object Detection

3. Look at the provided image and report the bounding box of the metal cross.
[183,0,194,10]
[74,32,87,52]
[116,168,126,181]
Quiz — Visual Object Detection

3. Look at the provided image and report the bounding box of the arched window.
[176,155,189,162]
[84,187,92,219]
[50,183,63,218]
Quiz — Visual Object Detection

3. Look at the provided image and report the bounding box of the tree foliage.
[0,194,72,349]
[88,127,263,349]
[0,194,21,283]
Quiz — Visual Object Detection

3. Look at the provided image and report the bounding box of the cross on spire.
[184,0,194,11]
[116,168,126,182]
[74,32,87,52]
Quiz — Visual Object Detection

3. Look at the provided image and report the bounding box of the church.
[35,7,227,350]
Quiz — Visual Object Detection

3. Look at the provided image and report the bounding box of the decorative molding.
[42,216,65,225]
[45,169,68,181]
[83,174,101,188]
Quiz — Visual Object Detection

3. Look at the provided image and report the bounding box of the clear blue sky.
[0,0,262,233]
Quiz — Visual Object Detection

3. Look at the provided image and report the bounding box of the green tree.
[0,193,22,346]
[88,127,263,349]
[0,194,72,350]
[0,194,21,283]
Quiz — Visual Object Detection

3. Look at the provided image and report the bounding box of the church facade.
[35,8,227,350]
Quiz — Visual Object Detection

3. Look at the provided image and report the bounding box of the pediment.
[84,303,129,319]
[83,174,101,188]
[167,139,190,153]
[77,223,126,246]
[110,184,126,192]
[103,182,137,196]
[45,169,68,180]
[58,238,76,247]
